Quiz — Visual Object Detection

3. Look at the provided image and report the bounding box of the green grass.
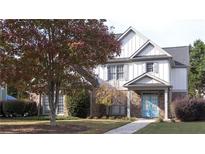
[0,118,130,134]
[136,122,205,134]
[0,115,79,121]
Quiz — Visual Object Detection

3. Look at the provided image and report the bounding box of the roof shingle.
[163,46,190,67]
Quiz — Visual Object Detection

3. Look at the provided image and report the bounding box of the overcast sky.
[106,19,205,47]
[1,0,205,48]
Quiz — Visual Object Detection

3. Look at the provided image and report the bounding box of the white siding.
[94,29,185,91]
[116,30,146,58]
[136,77,160,84]
[138,44,165,56]
[94,65,104,80]
[96,59,171,90]
[133,60,170,82]
[171,68,187,91]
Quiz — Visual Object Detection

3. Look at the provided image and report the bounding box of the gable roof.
[111,27,190,67]
[115,27,172,58]
[129,40,172,58]
[163,46,190,66]
[124,72,171,87]
[117,26,148,42]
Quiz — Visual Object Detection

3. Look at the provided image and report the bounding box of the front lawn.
[136,122,205,134]
[0,118,129,134]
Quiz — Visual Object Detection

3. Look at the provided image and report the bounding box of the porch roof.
[123,73,172,90]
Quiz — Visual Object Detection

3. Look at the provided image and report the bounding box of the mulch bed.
[0,124,88,134]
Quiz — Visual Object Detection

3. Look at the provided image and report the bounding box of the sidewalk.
[105,118,156,134]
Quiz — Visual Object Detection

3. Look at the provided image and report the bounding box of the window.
[108,65,124,80]
[146,63,153,72]
[57,95,64,114]
[43,96,50,114]
[43,95,64,114]
[108,65,117,80]
[110,105,126,116]
[117,65,124,79]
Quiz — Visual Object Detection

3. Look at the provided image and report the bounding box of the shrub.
[2,100,37,117]
[24,101,38,116]
[3,100,26,117]
[66,89,90,118]
[108,116,116,120]
[0,101,4,116]
[174,98,205,121]
[157,117,164,123]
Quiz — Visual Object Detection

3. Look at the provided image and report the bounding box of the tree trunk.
[48,80,57,126]
[90,88,97,117]
[50,110,57,126]
[48,80,61,127]
[37,93,42,116]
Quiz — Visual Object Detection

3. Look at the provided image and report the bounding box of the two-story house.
[93,27,189,120]
[22,26,189,120]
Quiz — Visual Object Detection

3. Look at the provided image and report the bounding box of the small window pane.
[117,65,124,80]
[146,63,153,72]
[57,95,64,114]
[120,106,126,115]
[111,105,120,115]
[108,65,117,80]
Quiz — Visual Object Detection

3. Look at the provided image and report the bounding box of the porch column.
[90,90,93,116]
[164,88,168,120]
[127,91,131,118]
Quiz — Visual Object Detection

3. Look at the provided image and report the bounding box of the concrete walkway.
[105,118,156,134]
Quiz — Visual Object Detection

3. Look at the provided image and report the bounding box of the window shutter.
[153,63,159,73]
[124,64,129,81]
[103,65,108,81]
[142,63,146,73]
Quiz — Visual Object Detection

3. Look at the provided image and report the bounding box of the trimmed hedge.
[0,100,38,117]
[66,90,90,118]
[0,101,4,116]
[174,98,205,121]
[24,101,38,116]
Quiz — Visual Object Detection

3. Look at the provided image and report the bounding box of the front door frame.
[141,91,160,118]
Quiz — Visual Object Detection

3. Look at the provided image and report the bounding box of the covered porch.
[124,73,172,120]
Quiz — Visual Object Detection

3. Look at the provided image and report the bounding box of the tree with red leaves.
[0,19,120,126]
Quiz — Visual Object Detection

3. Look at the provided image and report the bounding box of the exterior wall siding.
[171,68,188,91]
[138,43,165,56]
[116,30,147,58]
[95,59,171,90]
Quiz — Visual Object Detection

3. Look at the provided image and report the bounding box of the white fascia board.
[129,40,150,59]
[129,40,172,59]
[124,72,170,87]
[117,26,148,42]
[149,40,172,57]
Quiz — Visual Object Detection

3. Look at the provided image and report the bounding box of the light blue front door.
[142,94,159,118]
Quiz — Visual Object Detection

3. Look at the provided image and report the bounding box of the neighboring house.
[33,26,189,120]
[0,85,7,101]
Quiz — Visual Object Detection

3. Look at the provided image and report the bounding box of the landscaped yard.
[0,118,130,134]
[136,122,205,134]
